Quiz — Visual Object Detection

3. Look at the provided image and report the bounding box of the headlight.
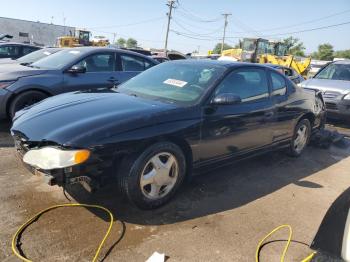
[23,147,90,170]
[0,80,15,89]
[344,93,350,100]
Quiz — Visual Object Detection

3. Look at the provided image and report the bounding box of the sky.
[1,0,349,54]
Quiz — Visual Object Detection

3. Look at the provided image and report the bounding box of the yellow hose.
[11,203,114,262]
[255,224,316,262]
[255,224,292,262]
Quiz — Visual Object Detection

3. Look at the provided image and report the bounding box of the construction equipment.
[57,30,109,48]
[259,54,311,77]
[220,38,311,76]
[91,35,110,47]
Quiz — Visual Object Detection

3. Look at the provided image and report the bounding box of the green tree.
[126,38,138,48]
[282,37,306,56]
[317,43,334,61]
[213,43,233,54]
[116,38,126,47]
[334,49,350,59]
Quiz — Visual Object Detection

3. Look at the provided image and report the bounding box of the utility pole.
[164,0,176,54]
[221,13,231,54]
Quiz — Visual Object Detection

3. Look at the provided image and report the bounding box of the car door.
[199,67,275,163]
[63,52,116,92]
[113,53,154,84]
[269,70,294,141]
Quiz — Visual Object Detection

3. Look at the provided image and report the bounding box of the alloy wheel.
[294,124,308,153]
[140,152,179,200]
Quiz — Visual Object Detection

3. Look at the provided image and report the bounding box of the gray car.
[0,47,158,119]
[300,60,350,120]
[0,48,62,65]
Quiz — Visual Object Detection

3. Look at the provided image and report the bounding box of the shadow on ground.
[67,140,350,225]
[1,120,350,227]
[0,120,13,147]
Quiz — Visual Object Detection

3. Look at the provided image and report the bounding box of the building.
[0,17,75,47]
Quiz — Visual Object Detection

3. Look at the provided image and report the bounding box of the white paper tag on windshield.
[163,78,187,88]
[43,51,51,55]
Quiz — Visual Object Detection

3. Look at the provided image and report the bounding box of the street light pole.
[164,0,175,54]
[221,13,231,54]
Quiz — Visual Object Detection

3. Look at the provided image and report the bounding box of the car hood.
[0,58,17,65]
[0,64,48,80]
[11,90,179,146]
[301,78,350,94]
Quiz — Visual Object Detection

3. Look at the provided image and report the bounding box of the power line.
[170,29,224,41]
[176,9,222,23]
[172,19,223,36]
[87,17,165,30]
[228,9,350,34]
[256,20,350,38]
[176,3,222,23]
[172,20,350,42]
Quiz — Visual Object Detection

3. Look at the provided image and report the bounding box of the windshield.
[17,49,58,64]
[118,62,226,105]
[315,63,350,81]
[242,39,256,52]
[31,49,83,69]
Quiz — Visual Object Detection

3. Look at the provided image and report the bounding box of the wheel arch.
[298,112,315,127]
[6,87,52,117]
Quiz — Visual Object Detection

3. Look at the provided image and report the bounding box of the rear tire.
[9,90,48,119]
[288,119,311,157]
[117,142,186,209]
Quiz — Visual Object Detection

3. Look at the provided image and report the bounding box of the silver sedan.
[300,60,350,120]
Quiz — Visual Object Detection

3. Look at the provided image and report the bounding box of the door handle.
[107,77,120,85]
[264,111,274,118]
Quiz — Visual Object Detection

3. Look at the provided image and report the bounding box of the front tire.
[118,142,186,209]
[288,119,311,157]
[9,90,48,119]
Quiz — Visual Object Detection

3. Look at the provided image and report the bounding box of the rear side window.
[271,72,287,96]
[0,45,20,57]
[215,68,269,102]
[22,47,38,55]
[120,55,150,71]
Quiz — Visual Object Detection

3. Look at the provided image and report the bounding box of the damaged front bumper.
[13,136,114,193]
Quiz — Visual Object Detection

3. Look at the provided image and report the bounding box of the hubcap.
[140,152,178,200]
[294,124,308,153]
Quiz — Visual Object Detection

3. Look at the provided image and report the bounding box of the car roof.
[333,60,350,65]
[69,46,156,60]
[0,42,41,48]
[168,59,277,70]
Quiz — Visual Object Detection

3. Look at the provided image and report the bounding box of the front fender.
[96,118,202,163]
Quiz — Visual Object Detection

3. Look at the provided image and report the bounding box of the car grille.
[323,91,342,100]
[325,102,338,110]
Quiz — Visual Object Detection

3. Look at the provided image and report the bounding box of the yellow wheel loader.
[57,30,109,48]
[220,38,311,77]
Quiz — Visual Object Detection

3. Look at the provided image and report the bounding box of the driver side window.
[215,68,269,102]
[75,53,115,72]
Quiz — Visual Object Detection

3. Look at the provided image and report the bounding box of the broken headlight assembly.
[23,147,90,170]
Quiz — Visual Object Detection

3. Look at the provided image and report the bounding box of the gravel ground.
[0,120,350,262]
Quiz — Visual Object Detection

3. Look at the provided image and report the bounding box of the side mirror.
[67,65,86,74]
[211,93,241,105]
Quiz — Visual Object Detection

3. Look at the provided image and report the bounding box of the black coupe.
[11,60,325,209]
